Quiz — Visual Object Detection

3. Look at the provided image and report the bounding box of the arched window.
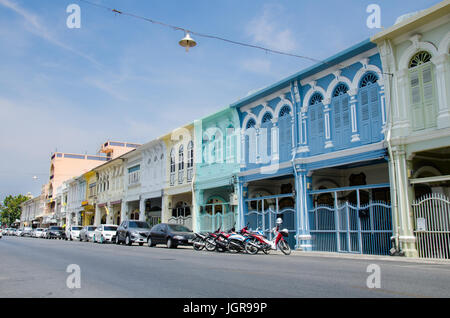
[170,148,176,173]
[245,118,257,167]
[187,141,194,168]
[359,72,381,144]
[225,125,235,162]
[278,106,292,162]
[331,83,350,149]
[408,51,436,130]
[246,119,256,129]
[261,113,273,160]
[178,145,184,171]
[308,93,324,154]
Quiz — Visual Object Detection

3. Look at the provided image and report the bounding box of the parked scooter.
[244,218,291,255]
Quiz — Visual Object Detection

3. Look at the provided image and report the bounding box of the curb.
[283,250,450,265]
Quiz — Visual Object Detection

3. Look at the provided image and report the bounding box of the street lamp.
[179,32,197,52]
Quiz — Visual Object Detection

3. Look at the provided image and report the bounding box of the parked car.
[66,226,83,241]
[47,226,66,239]
[115,220,151,246]
[147,223,195,249]
[33,228,45,238]
[15,228,23,236]
[22,227,33,237]
[79,226,97,242]
[0,229,2,238]
[93,224,118,244]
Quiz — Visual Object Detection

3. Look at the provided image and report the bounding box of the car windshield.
[50,227,63,230]
[167,224,192,232]
[72,227,82,230]
[129,221,150,229]
[87,227,96,231]
[103,226,117,231]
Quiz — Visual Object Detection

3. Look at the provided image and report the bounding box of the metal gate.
[198,202,236,233]
[412,193,450,259]
[168,205,192,230]
[244,194,296,248]
[308,201,392,255]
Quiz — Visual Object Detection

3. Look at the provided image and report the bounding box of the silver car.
[79,226,97,242]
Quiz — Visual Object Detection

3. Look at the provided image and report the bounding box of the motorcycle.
[244,219,291,255]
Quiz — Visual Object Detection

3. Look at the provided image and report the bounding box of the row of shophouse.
[21,1,450,259]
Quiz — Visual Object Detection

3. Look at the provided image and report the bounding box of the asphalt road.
[1,235,450,298]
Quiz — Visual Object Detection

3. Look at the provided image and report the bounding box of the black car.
[115,220,151,246]
[47,226,66,239]
[147,223,194,249]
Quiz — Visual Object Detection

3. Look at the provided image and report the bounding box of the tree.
[0,194,29,227]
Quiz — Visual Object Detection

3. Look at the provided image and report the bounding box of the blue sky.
[0,0,441,200]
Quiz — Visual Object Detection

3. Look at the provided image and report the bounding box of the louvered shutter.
[333,99,341,147]
[369,85,380,142]
[360,90,370,144]
[309,107,317,153]
[342,96,351,147]
[422,64,436,128]
[410,69,424,130]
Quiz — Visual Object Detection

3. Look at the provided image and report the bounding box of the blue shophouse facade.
[233,39,393,254]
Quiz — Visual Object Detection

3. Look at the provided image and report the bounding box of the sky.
[0,0,442,201]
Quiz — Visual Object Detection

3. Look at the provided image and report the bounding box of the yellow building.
[81,170,97,226]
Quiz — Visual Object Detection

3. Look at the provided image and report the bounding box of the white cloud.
[245,4,298,53]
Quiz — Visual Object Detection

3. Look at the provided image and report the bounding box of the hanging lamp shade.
[179,32,197,52]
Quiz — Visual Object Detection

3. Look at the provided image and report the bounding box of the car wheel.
[125,235,132,246]
[147,237,154,247]
[167,238,176,249]
[115,235,120,245]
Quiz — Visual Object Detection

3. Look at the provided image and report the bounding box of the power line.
[76,0,330,65]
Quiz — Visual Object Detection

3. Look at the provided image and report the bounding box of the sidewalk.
[272,249,450,265]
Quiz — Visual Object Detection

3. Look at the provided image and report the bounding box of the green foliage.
[0,194,29,227]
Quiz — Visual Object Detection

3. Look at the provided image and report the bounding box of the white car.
[66,226,83,241]
[0,229,3,238]
[34,228,45,238]
[93,224,118,244]
[15,229,23,236]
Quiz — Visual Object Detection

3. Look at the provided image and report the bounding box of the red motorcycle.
[243,219,291,255]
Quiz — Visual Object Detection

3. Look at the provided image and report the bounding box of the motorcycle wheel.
[192,237,204,251]
[244,239,259,255]
[205,239,216,251]
[278,240,291,255]
[227,240,241,253]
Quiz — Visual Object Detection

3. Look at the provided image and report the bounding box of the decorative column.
[433,54,450,129]
[349,89,360,142]
[120,200,128,222]
[271,117,279,163]
[298,111,309,153]
[323,99,333,148]
[379,85,387,133]
[255,125,261,164]
[194,189,204,233]
[139,198,146,221]
[94,204,101,226]
[391,146,418,257]
[106,203,113,224]
[294,164,312,251]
